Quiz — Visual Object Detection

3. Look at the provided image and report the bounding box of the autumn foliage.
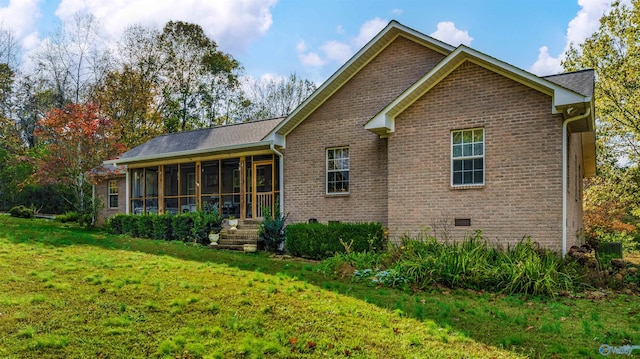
[34,103,124,211]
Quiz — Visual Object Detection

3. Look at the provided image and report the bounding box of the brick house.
[101,21,595,255]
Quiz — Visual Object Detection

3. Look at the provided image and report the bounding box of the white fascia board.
[262,132,285,147]
[364,113,395,137]
[267,21,456,141]
[365,45,591,137]
[111,141,274,165]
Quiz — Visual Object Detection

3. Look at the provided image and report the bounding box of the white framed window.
[452,128,484,186]
[327,147,349,194]
[108,179,119,209]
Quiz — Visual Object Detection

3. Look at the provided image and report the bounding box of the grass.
[0,216,638,357]
[0,216,516,358]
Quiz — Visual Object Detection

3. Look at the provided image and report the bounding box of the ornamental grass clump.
[326,229,585,296]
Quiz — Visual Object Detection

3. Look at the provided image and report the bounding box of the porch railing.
[255,192,274,218]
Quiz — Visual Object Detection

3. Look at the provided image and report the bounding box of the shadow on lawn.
[0,217,581,358]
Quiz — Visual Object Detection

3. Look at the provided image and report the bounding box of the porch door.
[252,160,274,218]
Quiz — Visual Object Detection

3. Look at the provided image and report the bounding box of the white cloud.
[529,0,630,75]
[297,17,387,69]
[529,46,563,76]
[54,0,277,54]
[429,21,473,46]
[320,40,352,63]
[391,8,403,16]
[296,40,325,67]
[353,17,387,47]
[0,0,42,50]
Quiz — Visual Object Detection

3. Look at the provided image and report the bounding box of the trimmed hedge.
[285,222,386,260]
[107,211,221,244]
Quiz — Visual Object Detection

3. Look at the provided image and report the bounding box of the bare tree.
[243,73,316,120]
[32,13,112,106]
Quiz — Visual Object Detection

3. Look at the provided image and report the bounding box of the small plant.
[9,205,35,219]
[56,211,80,223]
[259,206,288,252]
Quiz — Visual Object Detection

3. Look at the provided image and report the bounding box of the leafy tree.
[34,103,124,217]
[563,0,640,242]
[0,115,32,209]
[156,21,241,131]
[91,66,163,150]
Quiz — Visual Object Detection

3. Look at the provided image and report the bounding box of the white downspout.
[125,170,130,214]
[562,107,591,257]
[270,143,284,216]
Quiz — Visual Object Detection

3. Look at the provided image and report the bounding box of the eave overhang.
[105,140,276,166]
[365,45,593,137]
[263,20,455,146]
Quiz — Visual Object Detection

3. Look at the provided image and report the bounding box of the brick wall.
[95,176,126,226]
[388,61,567,249]
[283,36,446,225]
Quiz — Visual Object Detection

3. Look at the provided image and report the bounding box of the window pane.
[145,167,158,196]
[452,131,462,144]
[109,195,118,208]
[109,180,118,194]
[453,144,462,157]
[453,160,462,171]
[474,158,483,170]
[463,159,473,171]
[453,172,462,185]
[131,169,143,198]
[474,143,483,156]
[473,129,484,142]
[131,199,143,215]
[327,147,349,193]
[164,165,178,196]
[202,160,219,194]
[145,198,158,214]
[463,171,472,184]
[463,130,473,143]
[164,198,178,215]
[463,144,472,156]
[328,160,335,171]
[180,163,196,196]
[474,170,484,184]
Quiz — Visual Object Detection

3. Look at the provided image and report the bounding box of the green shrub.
[108,214,124,234]
[9,205,35,219]
[286,222,386,260]
[151,215,173,240]
[121,215,139,238]
[55,211,80,223]
[172,214,195,242]
[137,215,154,239]
[258,206,287,252]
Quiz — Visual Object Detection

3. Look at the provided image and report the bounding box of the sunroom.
[106,118,285,220]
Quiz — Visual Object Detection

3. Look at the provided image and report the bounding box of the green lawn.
[0,216,638,358]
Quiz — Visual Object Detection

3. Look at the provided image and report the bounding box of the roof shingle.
[120,117,284,160]
[543,69,595,98]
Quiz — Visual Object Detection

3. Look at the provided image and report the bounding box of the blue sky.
[0,0,620,83]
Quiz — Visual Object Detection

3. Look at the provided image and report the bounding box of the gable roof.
[543,69,595,98]
[365,45,594,138]
[264,20,455,145]
[111,117,284,164]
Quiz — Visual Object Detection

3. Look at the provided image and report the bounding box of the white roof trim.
[264,20,455,144]
[109,140,275,165]
[365,45,591,136]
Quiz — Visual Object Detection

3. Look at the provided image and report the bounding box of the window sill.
[450,184,484,190]
[325,193,350,198]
